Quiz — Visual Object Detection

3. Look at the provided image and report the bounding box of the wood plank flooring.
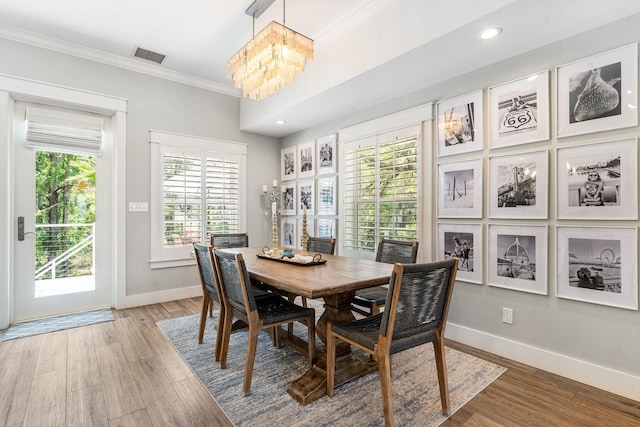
[0,297,638,426]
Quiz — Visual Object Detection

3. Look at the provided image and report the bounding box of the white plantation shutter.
[150,131,247,267]
[26,106,104,156]
[342,125,420,258]
[205,154,240,234]
[161,147,202,248]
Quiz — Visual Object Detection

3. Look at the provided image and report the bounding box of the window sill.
[149,257,196,270]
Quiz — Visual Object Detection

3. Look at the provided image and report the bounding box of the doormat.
[0,309,114,341]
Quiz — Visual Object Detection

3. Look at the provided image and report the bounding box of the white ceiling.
[0,0,639,137]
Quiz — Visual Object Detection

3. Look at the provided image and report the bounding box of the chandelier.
[226,0,314,101]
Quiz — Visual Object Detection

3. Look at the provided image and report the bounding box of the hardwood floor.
[0,297,638,426]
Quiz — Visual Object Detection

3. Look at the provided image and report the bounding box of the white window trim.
[149,130,247,269]
[338,103,432,259]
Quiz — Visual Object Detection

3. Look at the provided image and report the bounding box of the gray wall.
[282,14,640,380]
[0,37,279,297]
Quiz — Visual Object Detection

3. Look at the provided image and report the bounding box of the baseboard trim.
[120,286,201,309]
[446,322,640,402]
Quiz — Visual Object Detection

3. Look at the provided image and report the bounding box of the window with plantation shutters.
[342,125,420,259]
[150,131,246,268]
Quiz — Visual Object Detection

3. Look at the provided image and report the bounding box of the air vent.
[133,47,166,65]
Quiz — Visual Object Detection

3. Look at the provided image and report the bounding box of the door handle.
[18,216,24,241]
[17,216,35,241]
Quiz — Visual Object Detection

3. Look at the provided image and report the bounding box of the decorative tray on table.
[257,249,326,266]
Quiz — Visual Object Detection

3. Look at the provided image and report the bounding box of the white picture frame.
[317,134,337,175]
[281,146,297,181]
[488,224,548,295]
[298,179,315,214]
[281,217,297,248]
[556,138,638,220]
[317,218,336,239]
[437,159,483,218]
[489,150,548,219]
[317,176,337,216]
[437,223,483,284]
[298,141,315,179]
[557,226,638,311]
[436,90,484,157]
[281,182,296,216]
[556,43,638,138]
[489,70,550,149]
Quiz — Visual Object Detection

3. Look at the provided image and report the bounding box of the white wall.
[282,14,640,400]
[0,37,280,307]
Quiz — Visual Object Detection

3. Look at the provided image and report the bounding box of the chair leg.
[433,336,450,416]
[219,306,234,369]
[301,296,308,307]
[198,296,209,344]
[208,298,213,317]
[214,303,226,362]
[243,326,260,396]
[326,324,335,397]
[377,351,394,427]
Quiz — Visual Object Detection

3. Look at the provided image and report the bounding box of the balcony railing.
[34,223,95,281]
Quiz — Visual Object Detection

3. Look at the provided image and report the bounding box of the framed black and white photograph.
[317,176,337,215]
[298,179,314,214]
[317,218,336,239]
[281,217,297,248]
[281,146,296,181]
[556,43,638,138]
[489,150,548,219]
[437,223,483,284]
[317,134,337,175]
[298,141,315,179]
[281,182,296,216]
[488,224,548,295]
[557,226,638,310]
[437,159,483,218]
[557,138,637,220]
[488,70,550,149]
[436,90,484,157]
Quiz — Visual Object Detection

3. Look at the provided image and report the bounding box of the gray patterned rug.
[0,309,114,341]
[157,311,506,427]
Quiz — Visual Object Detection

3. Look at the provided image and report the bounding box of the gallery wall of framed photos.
[435,42,639,311]
[280,133,338,248]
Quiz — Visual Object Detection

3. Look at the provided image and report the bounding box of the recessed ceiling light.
[276,120,286,125]
[480,27,502,40]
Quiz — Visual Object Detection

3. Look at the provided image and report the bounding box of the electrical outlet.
[502,307,513,324]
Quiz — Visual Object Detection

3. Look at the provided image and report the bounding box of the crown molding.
[0,25,240,97]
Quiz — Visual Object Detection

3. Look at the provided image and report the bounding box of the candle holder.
[301,206,308,256]
[262,182,283,217]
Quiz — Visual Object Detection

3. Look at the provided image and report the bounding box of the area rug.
[157,312,506,427]
[0,309,114,341]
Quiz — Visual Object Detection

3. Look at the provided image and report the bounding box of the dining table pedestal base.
[287,351,377,405]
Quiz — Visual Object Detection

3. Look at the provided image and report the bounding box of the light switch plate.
[129,202,148,212]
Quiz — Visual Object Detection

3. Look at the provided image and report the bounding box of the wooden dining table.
[219,246,394,405]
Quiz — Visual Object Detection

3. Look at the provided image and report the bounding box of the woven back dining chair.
[290,236,337,308]
[210,232,249,248]
[213,249,316,396]
[327,258,459,427]
[306,236,336,255]
[351,238,419,316]
[193,243,225,362]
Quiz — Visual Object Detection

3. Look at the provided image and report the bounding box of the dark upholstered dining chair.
[326,258,459,427]
[351,238,419,316]
[211,232,249,248]
[213,249,316,396]
[193,243,225,362]
[293,236,337,307]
